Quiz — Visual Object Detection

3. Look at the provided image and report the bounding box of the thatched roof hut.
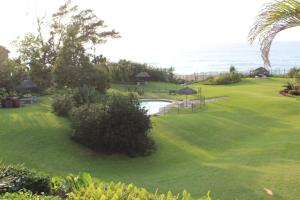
[251,67,270,77]
[16,80,37,89]
[178,87,197,95]
[136,72,150,78]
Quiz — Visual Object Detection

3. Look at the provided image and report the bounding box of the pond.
[140,100,172,115]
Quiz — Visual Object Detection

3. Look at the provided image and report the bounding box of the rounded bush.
[70,94,154,156]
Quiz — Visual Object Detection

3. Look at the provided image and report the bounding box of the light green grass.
[0,78,300,199]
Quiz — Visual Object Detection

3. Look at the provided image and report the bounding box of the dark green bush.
[288,90,300,96]
[70,94,154,156]
[52,95,74,117]
[0,165,50,195]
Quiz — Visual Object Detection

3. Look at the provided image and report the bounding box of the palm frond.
[249,0,300,67]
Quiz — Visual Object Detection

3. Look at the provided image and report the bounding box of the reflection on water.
[140,101,172,115]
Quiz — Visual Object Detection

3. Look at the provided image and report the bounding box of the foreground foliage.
[0,165,50,195]
[0,166,211,200]
[68,182,211,200]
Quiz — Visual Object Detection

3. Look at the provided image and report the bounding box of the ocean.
[141,41,300,75]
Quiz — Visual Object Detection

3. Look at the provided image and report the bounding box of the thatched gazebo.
[251,67,270,77]
[177,87,197,95]
[16,80,37,90]
[178,87,197,106]
[135,72,150,85]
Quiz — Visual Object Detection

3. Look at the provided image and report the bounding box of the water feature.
[140,100,172,115]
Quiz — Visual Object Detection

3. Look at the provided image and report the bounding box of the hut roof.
[178,87,197,95]
[16,80,37,89]
[253,67,269,74]
[136,72,150,78]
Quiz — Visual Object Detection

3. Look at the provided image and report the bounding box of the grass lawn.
[1,78,300,199]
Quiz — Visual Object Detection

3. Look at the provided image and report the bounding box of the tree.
[229,65,236,73]
[54,27,110,92]
[249,0,300,67]
[53,27,92,88]
[0,59,29,90]
[15,0,120,91]
[0,46,9,66]
[15,33,54,91]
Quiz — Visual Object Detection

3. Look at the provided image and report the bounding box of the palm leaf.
[249,0,300,67]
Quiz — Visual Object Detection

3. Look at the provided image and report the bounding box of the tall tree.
[249,0,300,67]
[15,0,119,91]
[0,59,28,90]
[54,26,110,92]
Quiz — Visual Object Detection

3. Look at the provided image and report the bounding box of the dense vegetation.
[0,165,50,195]
[205,67,242,85]
[287,67,300,78]
[0,58,28,91]
[71,94,154,156]
[109,59,175,83]
[0,165,211,200]
[280,68,300,96]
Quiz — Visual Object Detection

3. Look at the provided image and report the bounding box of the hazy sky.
[1,0,300,63]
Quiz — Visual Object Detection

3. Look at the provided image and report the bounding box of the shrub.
[71,94,154,156]
[51,173,92,198]
[52,94,74,117]
[282,82,295,91]
[288,67,300,78]
[68,182,211,200]
[1,191,60,200]
[294,71,300,86]
[0,165,50,195]
[1,170,212,200]
[206,72,241,85]
[72,86,103,107]
[288,90,300,96]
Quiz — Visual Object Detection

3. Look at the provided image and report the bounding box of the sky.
[1,0,300,72]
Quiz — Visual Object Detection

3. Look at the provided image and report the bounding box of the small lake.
[140,100,172,115]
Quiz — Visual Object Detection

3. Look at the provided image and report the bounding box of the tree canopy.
[14,0,119,91]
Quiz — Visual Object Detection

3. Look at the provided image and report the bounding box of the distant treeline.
[108,59,175,83]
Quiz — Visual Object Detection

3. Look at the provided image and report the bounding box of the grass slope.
[0,78,300,199]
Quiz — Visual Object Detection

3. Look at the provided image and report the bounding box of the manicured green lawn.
[1,78,300,199]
